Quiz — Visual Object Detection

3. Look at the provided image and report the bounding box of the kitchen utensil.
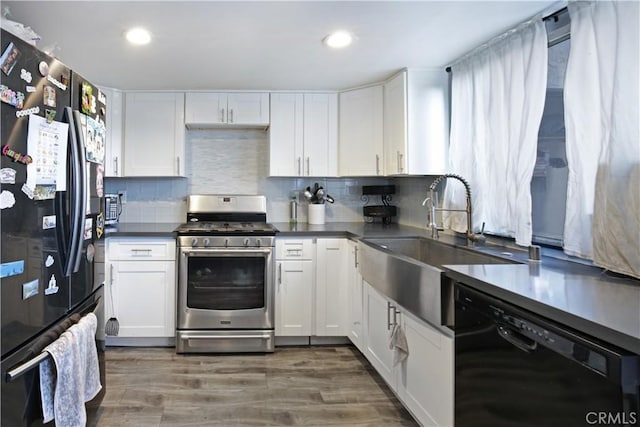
[316,187,325,202]
[105,282,119,336]
[324,194,335,204]
[303,187,314,201]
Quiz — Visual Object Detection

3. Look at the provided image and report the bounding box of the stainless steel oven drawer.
[176,329,274,353]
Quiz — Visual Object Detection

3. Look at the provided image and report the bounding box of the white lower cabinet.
[105,238,176,339]
[362,281,454,426]
[347,240,364,352]
[275,260,314,336]
[363,281,397,387]
[398,309,454,427]
[315,239,348,336]
[275,238,347,337]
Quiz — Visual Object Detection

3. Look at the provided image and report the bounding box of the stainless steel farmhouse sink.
[357,237,519,329]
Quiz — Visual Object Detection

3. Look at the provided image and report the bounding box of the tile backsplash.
[105,129,438,228]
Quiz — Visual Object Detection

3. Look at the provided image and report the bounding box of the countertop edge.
[445,269,640,355]
[104,223,181,237]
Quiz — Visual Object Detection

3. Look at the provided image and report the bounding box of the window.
[530,10,570,247]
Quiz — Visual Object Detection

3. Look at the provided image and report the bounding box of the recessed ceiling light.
[323,30,353,49]
[125,27,151,45]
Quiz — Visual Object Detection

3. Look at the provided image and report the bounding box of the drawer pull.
[130,248,153,256]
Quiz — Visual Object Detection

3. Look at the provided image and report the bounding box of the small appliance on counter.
[362,185,397,224]
[104,194,122,225]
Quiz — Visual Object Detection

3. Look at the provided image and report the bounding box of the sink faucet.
[426,174,484,245]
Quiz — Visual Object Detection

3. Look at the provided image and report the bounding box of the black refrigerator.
[0,29,106,426]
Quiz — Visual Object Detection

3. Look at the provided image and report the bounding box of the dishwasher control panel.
[456,284,612,377]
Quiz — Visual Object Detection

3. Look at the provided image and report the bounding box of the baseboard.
[106,336,175,347]
[310,336,350,345]
[275,336,350,346]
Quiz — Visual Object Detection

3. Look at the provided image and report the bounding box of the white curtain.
[445,18,548,246]
[564,1,640,278]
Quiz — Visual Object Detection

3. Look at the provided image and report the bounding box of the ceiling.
[3,1,556,91]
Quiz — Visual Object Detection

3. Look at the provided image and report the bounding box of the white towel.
[389,324,409,366]
[39,312,102,426]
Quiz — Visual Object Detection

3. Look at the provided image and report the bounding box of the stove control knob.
[256,239,262,247]
[244,239,250,247]
[203,238,211,247]
[191,238,198,247]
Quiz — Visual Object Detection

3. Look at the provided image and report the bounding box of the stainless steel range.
[176,195,277,353]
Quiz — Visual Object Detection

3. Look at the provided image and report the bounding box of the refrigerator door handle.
[62,107,86,275]
[60,107,80,275]
[71,110,88,274]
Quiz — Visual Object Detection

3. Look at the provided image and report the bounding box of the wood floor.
[90,345,419,426]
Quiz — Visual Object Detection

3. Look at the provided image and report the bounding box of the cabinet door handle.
[396,151,401,173]
[398,153,404,173]
[110,264,114,285]
[354,246,359,268]
[375,154,380,175]
[114,157,119,175]
[221,108,225,123]
[176,157,180,175]
[297,157,301,176]
[306,157,310,176]
[230,109,234,123]
[387,301,393,330]
[278,263,282,285]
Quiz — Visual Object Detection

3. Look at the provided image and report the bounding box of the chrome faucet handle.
[422,197,439,239]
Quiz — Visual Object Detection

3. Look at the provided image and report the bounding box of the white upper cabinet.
[269,93,303,176]
[123,92,185,177]
[269,93,338,177]
[339,85,384,176]
[184,92,269,127]
[98,86,123,177]
[384,72,407,175]
[383,69,450,175]
[303,94,338,177]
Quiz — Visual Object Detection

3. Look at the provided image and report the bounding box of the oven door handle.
[181,248,272,256]
[181,334,272,340]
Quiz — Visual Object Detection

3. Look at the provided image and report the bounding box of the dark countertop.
[107,220,639,353]
[272,222,432,238]
[274,221,640,354]
[445,263,640,354]
[104,222,181,237]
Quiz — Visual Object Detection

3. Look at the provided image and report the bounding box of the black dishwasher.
[454,283,639,426]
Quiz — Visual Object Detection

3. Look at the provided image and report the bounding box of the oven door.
[177,247,274,330]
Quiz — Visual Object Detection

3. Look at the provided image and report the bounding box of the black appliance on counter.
[453,283,639,427]
[362,185,396,224]
[1,29,106,425]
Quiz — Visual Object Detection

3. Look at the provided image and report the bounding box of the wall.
[104,177,187,223]
[105,129,400,224]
